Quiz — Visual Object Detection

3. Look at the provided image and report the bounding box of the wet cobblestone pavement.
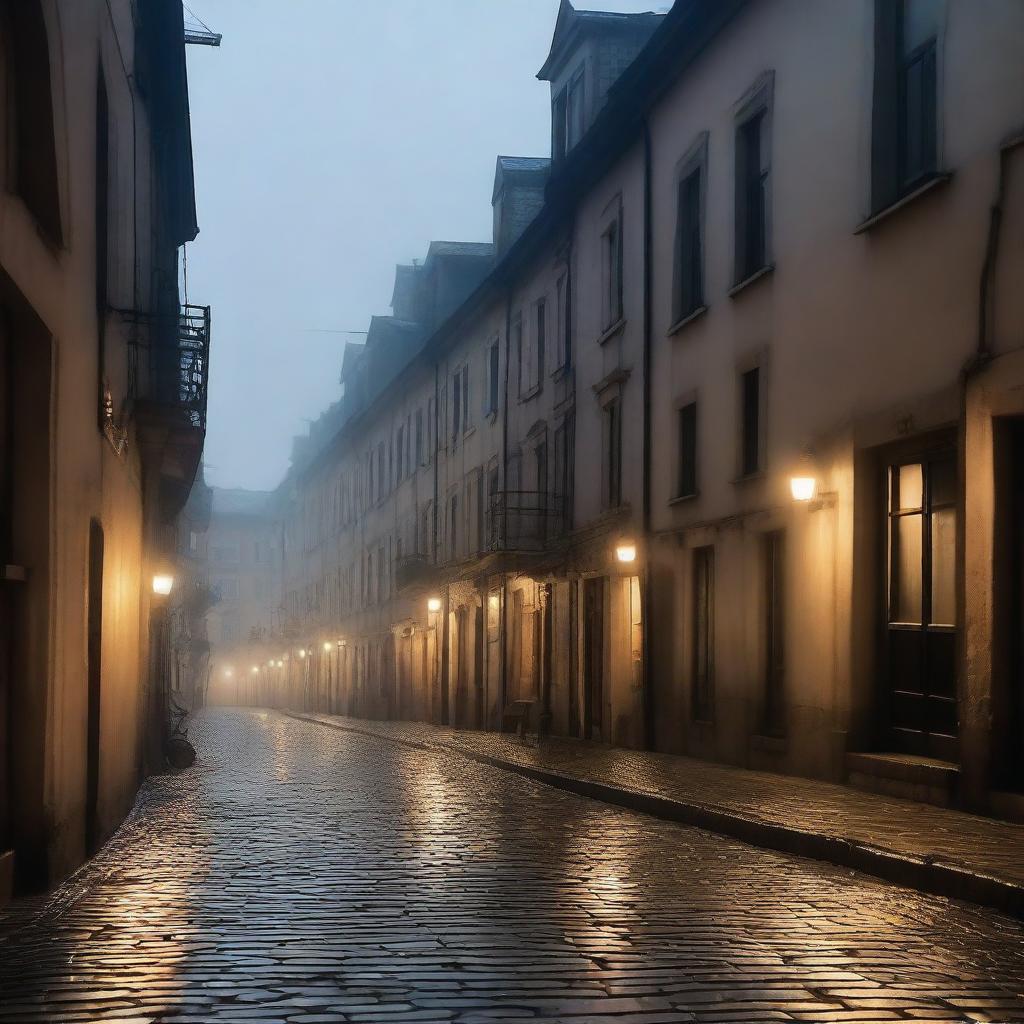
[2,710,1024,1023]
[292,714,1024,894]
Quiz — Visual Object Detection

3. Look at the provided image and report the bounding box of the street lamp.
[299,649,307,659]
[223,667,233,679]
[152,574,174,597]
[323,642,333,653]
[790,475,817,501]
[427,596,442,613]
[615,541,637,564]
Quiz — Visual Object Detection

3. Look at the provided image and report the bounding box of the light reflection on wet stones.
[0,708,1022,1022]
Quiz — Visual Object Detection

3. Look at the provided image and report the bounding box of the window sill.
[485,408,498,424]
[462,426,476,442]
[667,305,708,337]
[518,384,543,403]
[597,317,626,346]
[551,362,572,382]
[854,173,951,235]
[668,491,699,507]
[732,469,765,485]
[728,263,775,299]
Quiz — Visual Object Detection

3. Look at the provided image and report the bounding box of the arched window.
[2,2,61,242]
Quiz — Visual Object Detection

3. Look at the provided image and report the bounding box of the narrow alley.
[1,709,1023,1023]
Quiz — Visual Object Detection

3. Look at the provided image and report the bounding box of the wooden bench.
[501,699,536,744]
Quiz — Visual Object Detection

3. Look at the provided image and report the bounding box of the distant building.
[203,488,283,703]
[0,1,209,900]
[243,0,1024,818]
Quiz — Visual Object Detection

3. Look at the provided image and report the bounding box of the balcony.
[488,491,565,554]
[395,553,436,594]
[135,303,212,518]
[173,305,212,430]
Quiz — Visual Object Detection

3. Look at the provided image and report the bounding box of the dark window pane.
[678,402,697,497]
[741,367,760,476]
[740,110,767,278]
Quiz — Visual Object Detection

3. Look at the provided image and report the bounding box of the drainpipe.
[641,117,655,751]
[499,289,512,726]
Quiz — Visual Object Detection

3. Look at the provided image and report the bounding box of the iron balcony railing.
[175,304,211,430]
[488,491,565,553]
[395,553,435,593]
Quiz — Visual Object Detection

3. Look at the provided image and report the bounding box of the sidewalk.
[288,710,1024,919]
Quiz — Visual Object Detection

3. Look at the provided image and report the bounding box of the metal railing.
[488,491,564,553]
[395,553,434,592]
[175,304,211,430]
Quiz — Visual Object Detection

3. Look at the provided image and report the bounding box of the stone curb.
[285,711,1024,921]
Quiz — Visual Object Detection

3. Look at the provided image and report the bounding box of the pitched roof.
[538,0,664,81]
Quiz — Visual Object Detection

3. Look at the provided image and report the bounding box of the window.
[692,546,715,721]
[461,365,470,433]
[449,493,459,560]
[735,100,770,283]
[4,2,62,241]
[487,339,500,414]
[763,531,785,736]
[452,371,462,440]
[396,425,405,482]
[512,314,525,397]
[376,443,385,501]
[487,463,500,546]
[674,159,705,322]
[677,401,698,498]
[554,420,573,533]
[602,211,623,329]
[871,0,940,211]
[552,87,568,161]
[534,299,546,390]
[415,408,424,466]
[740,367,761,477]
[377,544,386,602]
[419,501,432,556]
[602,398,623,510]
[567,67,585,148]
[555,274,570,370]
[214,577,240,600]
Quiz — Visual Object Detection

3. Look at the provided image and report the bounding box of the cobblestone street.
[2,709,1024,1024]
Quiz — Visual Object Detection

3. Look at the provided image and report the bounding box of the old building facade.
[231,0,1024,816]
[0,1,208,899]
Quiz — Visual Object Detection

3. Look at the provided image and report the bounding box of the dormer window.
[567,67,585,148]
[552,89,568,161]
[552,64,585,161]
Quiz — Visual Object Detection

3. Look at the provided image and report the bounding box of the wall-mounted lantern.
[427,596,442,613]
[615,541,637,564]
[152,574,174,597]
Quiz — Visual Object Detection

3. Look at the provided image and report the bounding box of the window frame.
[672,133,709,327]
[733,73,774,288]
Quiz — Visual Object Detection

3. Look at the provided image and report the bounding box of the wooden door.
[884,452,958,758]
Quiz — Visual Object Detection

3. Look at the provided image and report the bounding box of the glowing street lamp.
[298,649,307,659]
[615,541,637,564]
[224,667,234,679]
[427,596,442,614]
[323,642,333,653]
[790,475,817,502]
[152,574,174,596]
[251,666,259,675]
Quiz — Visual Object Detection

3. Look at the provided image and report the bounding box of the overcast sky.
[185,0,666,492]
